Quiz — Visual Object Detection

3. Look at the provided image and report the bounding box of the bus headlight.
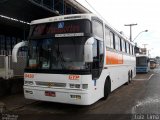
[82,84,88,89]
[24,81,34,85]
[75,84,80,88]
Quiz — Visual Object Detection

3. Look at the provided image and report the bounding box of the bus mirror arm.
[12,41,28,63]
[84,37,94,62]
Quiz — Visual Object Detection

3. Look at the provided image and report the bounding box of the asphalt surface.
[0,67,160,120]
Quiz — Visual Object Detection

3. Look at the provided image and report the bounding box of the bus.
[136,55,150,73]
[12,14,136,105]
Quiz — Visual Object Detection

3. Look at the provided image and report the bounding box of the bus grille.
[35,81,66,88]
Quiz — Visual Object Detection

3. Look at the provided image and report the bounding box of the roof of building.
[0,0,91,23]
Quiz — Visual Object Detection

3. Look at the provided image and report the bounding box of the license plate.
[45,91,56,97]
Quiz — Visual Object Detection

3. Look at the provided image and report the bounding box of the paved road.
[0,67,160,120]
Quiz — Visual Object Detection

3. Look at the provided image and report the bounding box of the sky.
[76,0,160,58]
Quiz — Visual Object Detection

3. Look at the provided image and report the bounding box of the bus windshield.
[26,37,89,70]
[136,57,148,66]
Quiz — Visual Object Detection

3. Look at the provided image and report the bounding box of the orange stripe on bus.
[106,51,123,65]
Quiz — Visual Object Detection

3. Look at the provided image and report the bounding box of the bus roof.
[30,14,95,25]
[136,54,149,57]
[30,13,132,45]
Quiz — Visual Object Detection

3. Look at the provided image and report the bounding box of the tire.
[126,72,131,85]
[130,71,133,83]
[102,79,111,100]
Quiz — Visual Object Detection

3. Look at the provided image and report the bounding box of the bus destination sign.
[30,20,91,37]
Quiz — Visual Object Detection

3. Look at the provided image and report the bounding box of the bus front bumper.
[23,86,94,105]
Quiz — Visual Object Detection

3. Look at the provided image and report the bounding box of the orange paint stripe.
[106,51,123,65]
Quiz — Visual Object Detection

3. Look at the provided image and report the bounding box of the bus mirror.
[84,37,94,62]
[12,41,28,63]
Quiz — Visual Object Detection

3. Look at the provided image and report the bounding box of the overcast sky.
[76,0,160,57]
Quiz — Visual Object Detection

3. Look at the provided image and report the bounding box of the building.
[0,0,90,78]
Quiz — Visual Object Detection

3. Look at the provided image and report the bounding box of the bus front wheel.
[102,78,111,100]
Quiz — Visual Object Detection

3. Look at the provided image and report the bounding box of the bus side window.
[133,46,135,55]
[110,32,114,49]
[120,38,122,51]
[122,39,126,52]
[105,27,111,48]
[115,35,120,51]
[128,44,131,54]
[125,41,127,53]
[92,19,104,39]
[132,45,134,55]
[126,42,129,54]
[130,45,133,55]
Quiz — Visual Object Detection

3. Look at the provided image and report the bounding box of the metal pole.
[130,26,132,42]
[124,23,137,42]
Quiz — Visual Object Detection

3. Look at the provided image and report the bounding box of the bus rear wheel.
[102,78,111,100]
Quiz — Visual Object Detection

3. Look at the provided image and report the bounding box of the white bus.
[12,14,136,105]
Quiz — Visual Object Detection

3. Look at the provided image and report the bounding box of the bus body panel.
[24,73,102,105]
[24,86,93,105]
[104,55,136,92]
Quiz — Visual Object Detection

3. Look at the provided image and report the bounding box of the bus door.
[92,39,104,79]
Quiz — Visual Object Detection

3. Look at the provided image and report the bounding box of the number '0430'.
[24,74,34,78]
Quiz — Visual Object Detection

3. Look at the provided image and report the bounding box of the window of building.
[0,35,5,53]
[65,3,72,14]
[54,0,64,14]
[43,0,54,10]
[6,37,11,51]
[11,37,17,50]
